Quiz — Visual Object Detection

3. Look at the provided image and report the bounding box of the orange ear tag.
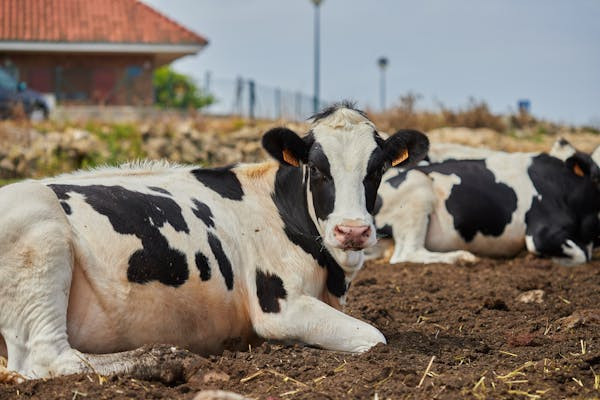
[391,148,409,167]
[282,149,300,167]
[573,163,584,177]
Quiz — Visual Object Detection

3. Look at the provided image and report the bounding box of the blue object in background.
[518,99,531,113]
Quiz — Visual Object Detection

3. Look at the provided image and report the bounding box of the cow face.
[263,104,428,254]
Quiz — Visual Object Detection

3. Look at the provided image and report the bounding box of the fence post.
[248,80,256,121]
[234,76,244,115]
[295,92,302,121]
[204,71,211,93]
[275,88,282,120]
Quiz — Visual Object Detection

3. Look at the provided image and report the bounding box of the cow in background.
[374,139,600,265]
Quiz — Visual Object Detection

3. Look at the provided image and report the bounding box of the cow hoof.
[0,366,25,384]
[456,251,478,263]
[351,329,387,353]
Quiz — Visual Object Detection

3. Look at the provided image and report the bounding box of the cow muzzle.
[333,224,373,250]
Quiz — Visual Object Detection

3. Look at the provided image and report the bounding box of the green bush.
[83,123,146,167]
[153,66,215,109]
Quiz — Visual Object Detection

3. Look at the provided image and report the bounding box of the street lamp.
[377,56,389,111]
[311,0,323,113]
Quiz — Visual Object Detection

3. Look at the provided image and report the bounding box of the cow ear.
[565,153,600,180]
[382,129,429,168]
[262,127,309,167]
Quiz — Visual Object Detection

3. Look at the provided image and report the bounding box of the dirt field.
[1,254,599,399]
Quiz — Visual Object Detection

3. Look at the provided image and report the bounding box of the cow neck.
[271,164,351,301]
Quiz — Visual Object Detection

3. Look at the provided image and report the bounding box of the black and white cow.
[375,139,600,265]
[0,103,428,380]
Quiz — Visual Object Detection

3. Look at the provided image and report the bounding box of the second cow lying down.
[375,140,600,265]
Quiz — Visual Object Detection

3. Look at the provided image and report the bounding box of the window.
[0,68,16,91]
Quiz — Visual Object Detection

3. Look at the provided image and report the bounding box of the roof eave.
[0,41,207,54]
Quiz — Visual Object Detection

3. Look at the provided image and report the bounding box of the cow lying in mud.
[0,103,428,380]
[374,139,600,265]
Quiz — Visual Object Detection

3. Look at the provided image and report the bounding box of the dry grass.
[369,92,599,141]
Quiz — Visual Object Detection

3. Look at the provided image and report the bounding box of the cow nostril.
[361,227,372,238]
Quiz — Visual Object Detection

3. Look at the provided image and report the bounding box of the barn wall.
[0,53,156,105]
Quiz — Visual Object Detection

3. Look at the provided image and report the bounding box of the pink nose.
[333,225,372,249]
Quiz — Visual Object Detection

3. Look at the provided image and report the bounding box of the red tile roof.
[0,0,208,45]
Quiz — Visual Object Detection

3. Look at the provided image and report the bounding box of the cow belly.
[66,262,253,355]
[65,237,253,356]
[425,210,526,257]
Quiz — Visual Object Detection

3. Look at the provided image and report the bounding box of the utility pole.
[311,0,323,113]
[377,57,389,111]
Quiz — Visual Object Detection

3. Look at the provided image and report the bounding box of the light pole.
[377,56,389,111]
[311,0,323,113]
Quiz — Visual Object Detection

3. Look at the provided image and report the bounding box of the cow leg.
[252,294,385,353]
[0,182,86,379]
[379,172,477,264]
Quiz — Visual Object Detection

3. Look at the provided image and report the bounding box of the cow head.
[263,103,428,263]
[550,138,600,186]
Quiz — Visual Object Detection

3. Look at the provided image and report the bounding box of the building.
[0,0,208,105]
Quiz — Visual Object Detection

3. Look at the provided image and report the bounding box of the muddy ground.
[1,254,599,399]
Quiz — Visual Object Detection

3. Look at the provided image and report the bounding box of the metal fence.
[203,74,328,121]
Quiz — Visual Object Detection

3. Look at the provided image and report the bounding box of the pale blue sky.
[144,0,600,126]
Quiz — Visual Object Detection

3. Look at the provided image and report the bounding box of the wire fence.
[202,74,328,121]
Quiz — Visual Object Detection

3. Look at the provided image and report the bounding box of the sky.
[143,0,600,126]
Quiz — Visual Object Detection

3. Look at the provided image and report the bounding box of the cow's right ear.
[262,127,310,167]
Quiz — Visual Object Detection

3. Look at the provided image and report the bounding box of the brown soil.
[2,255,600,399]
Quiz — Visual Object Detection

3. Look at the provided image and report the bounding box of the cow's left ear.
[382,129,429,168]
[262,127,310,167]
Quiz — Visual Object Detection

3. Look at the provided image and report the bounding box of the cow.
[0,103,429,381]
[427,138,600,164]
[374,139,600,265]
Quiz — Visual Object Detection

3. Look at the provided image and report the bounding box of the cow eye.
[310,165,330,181]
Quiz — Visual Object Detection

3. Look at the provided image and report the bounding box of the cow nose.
[333,225,372,249]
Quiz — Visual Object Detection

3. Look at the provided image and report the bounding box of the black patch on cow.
[47,184,190,287]
[418,160,518,242]
[59,201,72,215]
[364,145,385,214]
[255,269,287,313]
[191,199,214,227]
[308,144,335,220]
[309,101,368,123]
[191,166,244,201]
[207,232,234,290]
[385,169,408,188]
[272,165,348,297]
[558,138,570,146]
[377,224,393,238]
[526,154,600,257]
[148,186,171,195]
[195,251,211,281]
[373,195,383,215]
